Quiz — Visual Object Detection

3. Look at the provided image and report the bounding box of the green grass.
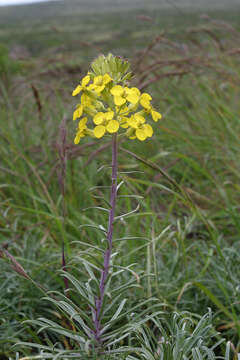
[1,1,240,358]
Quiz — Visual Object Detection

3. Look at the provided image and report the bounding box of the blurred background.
[1,0,240,125]
[1,0,240,59]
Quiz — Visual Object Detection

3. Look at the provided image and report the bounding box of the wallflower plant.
[15,54,163,359]
[14,54,229,359]
[71,54,162,348]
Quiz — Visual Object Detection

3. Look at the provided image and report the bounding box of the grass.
[1,0,240,358]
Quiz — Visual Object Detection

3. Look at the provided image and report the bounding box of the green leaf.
[194,282,235,320]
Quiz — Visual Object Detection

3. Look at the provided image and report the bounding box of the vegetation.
[0,0,240,358]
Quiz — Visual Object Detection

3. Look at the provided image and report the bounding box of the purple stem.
[93,133,118,344]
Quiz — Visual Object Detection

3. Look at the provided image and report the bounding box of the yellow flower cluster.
[72,73,161,144]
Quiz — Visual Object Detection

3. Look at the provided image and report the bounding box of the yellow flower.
[72,75,90,97]
[74,117,88,144]
[140,93,152,109]
[144,107,162,122]
[110,86,140,106]
[106,120,119,133]
[93,125,106,139]
[72,93,95,120]
[139,92,162,121]
[90,73,112,93]
[136,124,153,141]
[93,111,119,138]
[73,104,83,121]
[117,105,130,116]
[93,111,114,125]
[119,116,130,128]
[127,114,145,129]
[150,109,162,122]
[71,55,161,143]
[116,106,131,127]
[81,93,92,106]
[126,114,153,141]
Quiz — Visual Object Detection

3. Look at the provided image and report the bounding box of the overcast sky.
[0,0,239,7]
[0,0,57,6]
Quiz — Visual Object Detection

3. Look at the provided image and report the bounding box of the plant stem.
[58,118,69,296]
[94,133,118,344]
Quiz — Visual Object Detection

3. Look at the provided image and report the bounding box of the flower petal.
[141,93,152,101]
[79,117,88,129]
[140,93,152,108]
[120,116,129,128]
[110,85,124,96]
[127,116,138,129]
[81,93,92,106]
[136,129,147,141]
[93,75,102,86]
[74,132,81,144]
[105,111,114,120]
[94,125,106,138]
[131,87,141,96]
[103,73,112,84]
[126,88,140,104]
[106,120,119,133]
[118,106,130,115]
[151,110,162,122]
[74,131,85,144]
[88,84,95,90]
[126,92,139,104]
[93,112,104,125]
[95,85,105,93]
[73,105,83,120]
[143,124,153,137]
[81,75,90,87]
[134,114,145,124]
[114,96,126,106]
[72,85,81,97]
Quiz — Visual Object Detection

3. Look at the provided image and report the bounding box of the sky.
[0,0,58,6]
